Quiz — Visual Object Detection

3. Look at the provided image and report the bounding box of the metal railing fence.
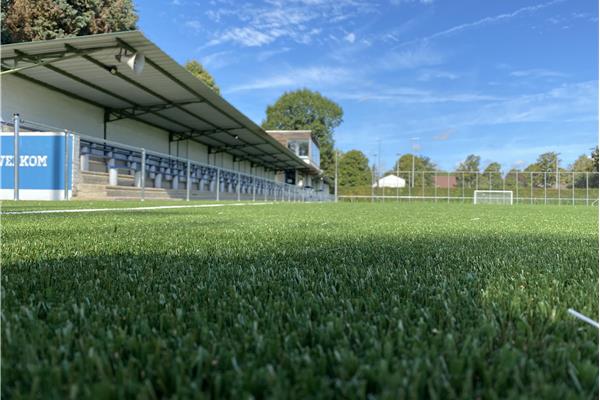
[339,170,599,206]
[4,116,333,202]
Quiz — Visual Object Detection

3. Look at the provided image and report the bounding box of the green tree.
[184,60,220,95]
[570,154,596,188]
[2,0,138,44]
[591,146,599,187]
[455,154,480,188]
[391,153,436,187]
[262,89,343,184]
[480,162,503,189]
[526,152,560,188]
[337,150,371,187]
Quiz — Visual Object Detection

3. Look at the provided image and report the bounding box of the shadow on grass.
[2,231,598,399]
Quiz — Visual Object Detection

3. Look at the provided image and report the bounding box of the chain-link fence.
[338,170,599,205]
[2,117,332,202]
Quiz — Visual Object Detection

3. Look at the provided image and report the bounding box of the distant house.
[435,175,457,188]
[373,175,406,188]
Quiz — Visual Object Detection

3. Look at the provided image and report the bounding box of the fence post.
[422,171,425,200]
[13,113,20,201]
[186,160,191,201]
[216,168,220,201]
[434,171,437,202]
[237,172,241,201]
[64,130,70,200]
[515,170,519,204]
[572,172,575,206]
[530,172,533,204]
[558,171,561,206]
[462,172,465,203]
[447,172,450,203]
[544,172,547,204]
[141,148,146,202]
[586,172,589,206]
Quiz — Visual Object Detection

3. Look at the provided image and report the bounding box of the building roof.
[0,31,311,171]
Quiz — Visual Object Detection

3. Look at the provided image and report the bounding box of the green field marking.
[2,202,598,398]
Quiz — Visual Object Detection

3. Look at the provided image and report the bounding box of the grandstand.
[0,31,328,201]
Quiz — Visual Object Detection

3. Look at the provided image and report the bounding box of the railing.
[338,170,599,206]
[2,117,333,202]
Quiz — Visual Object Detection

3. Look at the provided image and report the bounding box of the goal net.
[473,190,513,205]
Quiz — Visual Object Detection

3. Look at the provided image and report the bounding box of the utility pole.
[410,137,420,188]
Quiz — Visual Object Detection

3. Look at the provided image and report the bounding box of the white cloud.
[509,69,568,78]
[332,87,501,103]
[225,66,354,93]
[201,51,235,69]
[378,46,443,70]
[395,0,564,47]
[344,32,356,43]
[184,20,202,32]
[417,69,458,81]
[209,27,274,47]
[201,0,375,47]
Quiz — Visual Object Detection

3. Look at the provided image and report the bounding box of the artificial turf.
[2,201,598,399]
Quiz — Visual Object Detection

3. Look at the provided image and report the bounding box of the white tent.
[373,175,406,188]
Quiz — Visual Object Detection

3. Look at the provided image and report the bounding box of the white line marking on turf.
[568,308,600,329]
[1,202,275,216]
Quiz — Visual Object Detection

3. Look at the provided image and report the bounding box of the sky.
[137,0,598,172]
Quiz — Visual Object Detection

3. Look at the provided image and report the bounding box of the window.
[288,140,309,157]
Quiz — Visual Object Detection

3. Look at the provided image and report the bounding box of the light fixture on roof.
[234,135,239,140]
[115,49,145,75]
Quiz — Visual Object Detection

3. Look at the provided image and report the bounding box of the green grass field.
[2,201,598,399]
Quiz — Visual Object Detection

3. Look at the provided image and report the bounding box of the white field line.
[1,202,275,216]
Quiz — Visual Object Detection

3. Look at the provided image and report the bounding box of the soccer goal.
[473,190,513,205]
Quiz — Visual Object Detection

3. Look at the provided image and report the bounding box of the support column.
[108,160,118,186]
[155,173,162,188]
[13,113,20,201]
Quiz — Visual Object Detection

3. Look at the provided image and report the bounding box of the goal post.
[474,190,513,205]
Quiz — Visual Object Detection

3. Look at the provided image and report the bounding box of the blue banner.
[1,132,73,200]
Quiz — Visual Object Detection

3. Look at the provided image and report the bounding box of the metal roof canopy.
[1,31,315,171]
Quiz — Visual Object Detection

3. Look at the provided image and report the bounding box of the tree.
[2,0,138,44]
[570,153,596,188]
[481,162,503,189]
[525,152,560,188]
[455,154,480,188]
[184,60,220,95]
[591,146,599,187]
[338,150,371,187]
[262,89,343,184]
[391,153,436,187]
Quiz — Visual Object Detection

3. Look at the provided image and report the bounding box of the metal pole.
[252,177,256,202]
[530,172,533,204]
[237,172,241,201]
[434,171,437,202]
[216,168,220,201]
[334,150,338,203]
[422,171,425,200]
[544,172,547,205]
[558,171,560,205]
[572,172,575,206]
[141,148,146,202]
[64,130,71,200]
[586,172,589,206]
[396,159,399,201]
[462,172,465,203]
[515,170,519,204]
[411,154,415,188]
[13,113,20,201]
[186,160,191,201]
[447,172,450,203]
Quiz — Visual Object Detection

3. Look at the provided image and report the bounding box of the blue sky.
[137,0,598,172]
